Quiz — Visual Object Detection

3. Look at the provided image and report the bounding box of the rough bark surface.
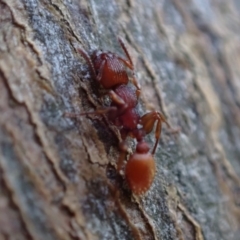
[0,0,240,240]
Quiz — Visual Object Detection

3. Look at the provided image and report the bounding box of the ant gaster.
[71,38,173,195]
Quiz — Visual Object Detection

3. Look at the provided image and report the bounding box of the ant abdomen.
[125,142,156,195]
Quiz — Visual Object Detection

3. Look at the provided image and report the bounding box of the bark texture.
[0,0,240,240]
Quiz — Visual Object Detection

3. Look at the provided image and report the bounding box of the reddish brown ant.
[78,38,140,92]
[67,38,174,195]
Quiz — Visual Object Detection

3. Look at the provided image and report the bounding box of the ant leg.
[117,141,129,173]
[64,106,117,118]
[141,111,171,133]
[108,90,129,115]
[116,56,133,70]
[64,90,128,122]
[118,38,141,92]
[131,75,141,95]
[118,37,133,67]
[152,119,162,155]
[120,128,129,141]
[140,111,171,154]
[77,48,106,84]
[108,90,126,106]
[151,114,180,154]
[96,60,105,82]
[65,90,128,121]
[77,48,97,79]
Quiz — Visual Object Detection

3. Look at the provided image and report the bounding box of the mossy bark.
[0,0,240,239]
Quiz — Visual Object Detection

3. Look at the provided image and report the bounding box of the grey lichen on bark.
[0,0,240,240]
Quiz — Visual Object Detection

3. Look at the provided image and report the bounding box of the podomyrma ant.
[67,38,175,195]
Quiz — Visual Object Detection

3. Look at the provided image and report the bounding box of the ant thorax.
[114,84,138,109]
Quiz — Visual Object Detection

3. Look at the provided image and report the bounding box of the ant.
[67,38,175,195]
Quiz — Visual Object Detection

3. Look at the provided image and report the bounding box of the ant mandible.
[69,38,174,195]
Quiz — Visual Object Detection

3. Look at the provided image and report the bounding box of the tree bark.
[1,0,240,239]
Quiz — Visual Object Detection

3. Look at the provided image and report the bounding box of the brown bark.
[0,0,240,239]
